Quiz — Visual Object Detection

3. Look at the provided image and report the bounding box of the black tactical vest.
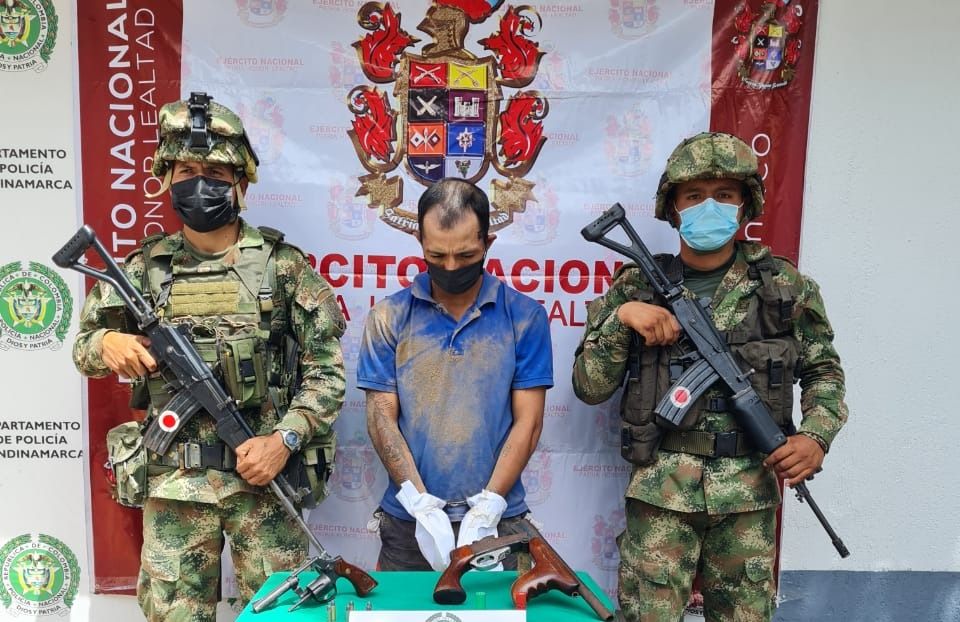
[619,253,801,465]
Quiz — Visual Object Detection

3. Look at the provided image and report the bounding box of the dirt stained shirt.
[357,271,554,521]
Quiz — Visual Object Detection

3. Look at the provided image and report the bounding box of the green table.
[239,570,615,621]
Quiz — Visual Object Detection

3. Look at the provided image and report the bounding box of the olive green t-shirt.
[682,252,736,302]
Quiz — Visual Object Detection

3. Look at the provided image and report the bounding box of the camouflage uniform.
[72,96,346,622]
[572,133,847,622]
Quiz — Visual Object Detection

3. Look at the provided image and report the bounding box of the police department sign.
[0,0,58,73]
[0,261,72,351]
[0,534,79,617]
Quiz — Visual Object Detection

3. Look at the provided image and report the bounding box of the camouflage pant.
[617,499,776,622]
[137,493,308,622]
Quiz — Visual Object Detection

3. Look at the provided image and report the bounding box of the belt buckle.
[179,442,202,469]
[714,432,738,458]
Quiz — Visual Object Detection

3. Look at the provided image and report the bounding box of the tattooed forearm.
[366,391,424,489]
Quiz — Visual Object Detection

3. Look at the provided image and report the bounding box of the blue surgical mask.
[677,198,741,252]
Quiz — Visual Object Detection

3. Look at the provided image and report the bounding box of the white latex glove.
[395,481,456,571]
[456,489,508,548]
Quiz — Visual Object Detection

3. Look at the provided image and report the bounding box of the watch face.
[283,430,300,450]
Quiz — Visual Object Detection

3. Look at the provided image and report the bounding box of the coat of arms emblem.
[328,183,377,241]
[330,438,379,502]
[0,533,79,616]
[0,261,71,351]
[0,0,57,73]
[239,96,285,164]
[347,1,548,234]
[733,0,804,89]
[592,509,625,571]
[236,0,287,28]
[608,0,659,39]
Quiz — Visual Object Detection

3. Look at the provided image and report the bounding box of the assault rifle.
[434,518,614,620]
[580,204,849,558]
[54,226,377,610]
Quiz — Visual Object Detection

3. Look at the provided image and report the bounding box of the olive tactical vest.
[131,227,296,431]
[619,253,802,465]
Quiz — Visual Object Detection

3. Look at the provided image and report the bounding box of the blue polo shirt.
[357,271,554,522]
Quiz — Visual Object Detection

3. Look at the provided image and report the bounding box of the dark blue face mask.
[170,175,238,232]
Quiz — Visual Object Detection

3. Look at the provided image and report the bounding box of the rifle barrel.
[794,482,850,558]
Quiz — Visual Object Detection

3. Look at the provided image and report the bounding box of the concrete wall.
[784,0,960,576]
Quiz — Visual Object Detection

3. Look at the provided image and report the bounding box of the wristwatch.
[277,429,302,453]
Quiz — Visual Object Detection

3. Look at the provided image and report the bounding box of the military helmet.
[654,132,764,222]
[150,92,260,183]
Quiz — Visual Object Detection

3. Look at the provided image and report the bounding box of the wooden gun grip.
[511,537,580,602]
[333,558,378,597]
[513,537,614,620]
[433,546,474,605]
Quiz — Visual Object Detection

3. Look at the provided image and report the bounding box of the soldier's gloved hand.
[616,301,681,346]
[457,489,508,570]
[101,331,156,378]
[395,480,455,571]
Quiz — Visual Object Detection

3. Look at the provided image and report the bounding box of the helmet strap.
[233,172,247,211]
[144,168,173,198]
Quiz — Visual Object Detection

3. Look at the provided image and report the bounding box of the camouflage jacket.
[572,242,848,514]
[73,220,346,503]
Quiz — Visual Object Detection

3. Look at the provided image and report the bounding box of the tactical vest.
[619,253,802,465]
[129,227,296,426]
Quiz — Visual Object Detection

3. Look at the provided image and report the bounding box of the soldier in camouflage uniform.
[573,132,848,622]
[73,94,346,621]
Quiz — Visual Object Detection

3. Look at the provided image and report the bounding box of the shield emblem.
[18,553,55,593]
[622,0,646,29]
[525,470,541,495]
[400,55,494,186]
[339,453,364,490]
[12,285,42,323]
[340,202,366,230]
[752,22,786,71]
[250,0,276,16]
[8,282,49,327]
[340,331,362,370]
[523,203,546,235]
[348,3,549,235]
[734,2,804,89]
[24,565,51,590]
[332,442,377,501]
[610,0,659,38]
[329,184,376,240]
[520,451,552,504]
[0,13,26,43]
[237,0,286,27]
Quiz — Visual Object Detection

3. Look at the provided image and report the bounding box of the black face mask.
[170,175,238,233]
[427,257,485,295]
